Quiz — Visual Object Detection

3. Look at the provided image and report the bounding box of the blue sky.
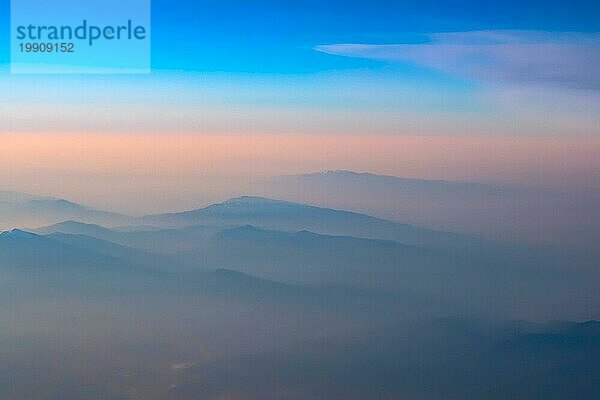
[0,0,599,136]
[149,0,600,73]
[1,0,599,72]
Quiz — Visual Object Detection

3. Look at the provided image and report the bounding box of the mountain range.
[0,190,132,231]
[259,170,600,252]
[1,180,599,400]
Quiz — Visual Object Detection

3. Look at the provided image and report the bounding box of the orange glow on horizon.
[1,133,599,213]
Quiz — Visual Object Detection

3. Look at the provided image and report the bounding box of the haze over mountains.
[1,190,595,320]
[261,170,600,252]
[4,169,599,254]
[0,190,132,231]
[1,172,599,399]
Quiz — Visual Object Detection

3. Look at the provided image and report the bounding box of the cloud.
[316,31,600,90]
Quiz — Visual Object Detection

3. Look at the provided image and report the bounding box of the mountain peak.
[0,229,40,239]
[28,198,85,209]
[221,196,292,205]
[319,170,365,176]
[35,220,115,236]
[44,220,101,229]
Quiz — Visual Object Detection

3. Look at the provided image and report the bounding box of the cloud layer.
[316,30,600,90]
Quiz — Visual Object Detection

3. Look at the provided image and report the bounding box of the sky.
[0,0,599,211]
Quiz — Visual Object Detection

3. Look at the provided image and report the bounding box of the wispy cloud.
[316,31,600,90]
